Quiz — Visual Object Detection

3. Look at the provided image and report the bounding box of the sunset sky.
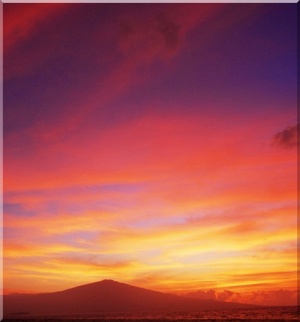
[3,3,298,306]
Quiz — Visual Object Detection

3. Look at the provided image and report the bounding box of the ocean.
[3,306,298,321]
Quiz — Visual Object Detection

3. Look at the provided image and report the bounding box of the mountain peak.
[4,279,257,317]
[55,279,125,294]
[101,279,118,283]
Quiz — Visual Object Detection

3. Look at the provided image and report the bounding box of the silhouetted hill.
[4,279,256,316]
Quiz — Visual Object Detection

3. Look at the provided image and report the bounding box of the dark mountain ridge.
[4,279,257,316]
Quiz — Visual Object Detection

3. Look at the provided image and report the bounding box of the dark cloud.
[118,10,182,61]
[272,124,299,149]
[155,13,181,51]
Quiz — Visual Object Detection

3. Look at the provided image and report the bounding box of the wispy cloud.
[4,4,70,79]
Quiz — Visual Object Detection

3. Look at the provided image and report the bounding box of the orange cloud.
[243,289,298,306]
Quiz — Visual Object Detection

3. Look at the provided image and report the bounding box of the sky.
[3,3,298,306]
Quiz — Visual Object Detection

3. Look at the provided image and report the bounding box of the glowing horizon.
[3,3,297,307]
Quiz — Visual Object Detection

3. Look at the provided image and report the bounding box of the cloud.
[186,288,297,306]
[4,242,85,258]
[4,4,70,79]
[185,289,217,300]
[4,4,67,53]
[156,13,181,51]
[53,256,135,270]
[118,10,182,63]
[3,203,35,217]
[272,124,299,149]
[186,289,241,303]
[246,289,298,306]
[217,290,241,302]
[117,4,226,64]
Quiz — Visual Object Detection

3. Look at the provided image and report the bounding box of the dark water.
[3,306,298,321]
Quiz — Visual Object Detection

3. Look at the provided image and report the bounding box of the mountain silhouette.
[4,279,256,316]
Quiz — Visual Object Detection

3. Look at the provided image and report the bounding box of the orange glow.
[3,3,297,307]
[4,113,297,300]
